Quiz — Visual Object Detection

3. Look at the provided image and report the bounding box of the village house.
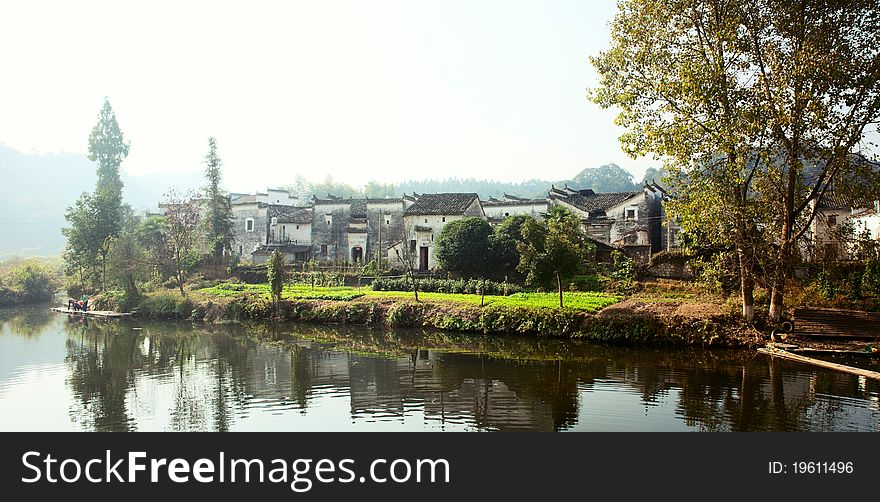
[852,200,880,241]
[388,193,484,271]
[806,193,877,261]
[310,195,412,265]
[230,188,311,263]
[481,194,548,224]
[547,182,666,263]
[226,184,680,269]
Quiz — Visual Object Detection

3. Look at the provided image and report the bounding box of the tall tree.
[591,0,762,319]
[201,137,234,261]
[742,0,880,320]
[87,97,130,291]
[517,207,594,307]
[591,0,880,321]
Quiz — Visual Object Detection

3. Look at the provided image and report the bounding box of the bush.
[370,276,521,296]
[0,259,60,304]
[138,293,195,319]
[568,274,602,292]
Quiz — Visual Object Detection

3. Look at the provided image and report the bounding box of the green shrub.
[0,259,60,304]
[371,277,521,296]
[569,274,602,292]
[139,293,194,319]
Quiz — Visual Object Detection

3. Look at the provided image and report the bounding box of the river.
[1,305,878,431]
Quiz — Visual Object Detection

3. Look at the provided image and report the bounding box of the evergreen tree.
[86,97,130,290]
[201,137,234,261]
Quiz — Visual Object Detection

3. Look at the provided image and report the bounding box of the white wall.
[483,202,547,220]
[276,222,312,244]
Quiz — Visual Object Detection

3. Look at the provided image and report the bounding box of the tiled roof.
[231,194,258,204]
[817,192,874,210]
[349,199,367,218]
[404,193,479,216]
[482,198,547,207]
[270,206,312,224]
[552,191,641,213]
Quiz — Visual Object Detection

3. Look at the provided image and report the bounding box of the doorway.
[419,246,429,271]
[351,246,363,264]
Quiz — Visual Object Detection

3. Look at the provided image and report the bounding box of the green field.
[198,283,620,312]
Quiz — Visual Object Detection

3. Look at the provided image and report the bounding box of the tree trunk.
[178,270,186,297]
[769,241,791,322]
[101,251,107,292]
[738,248,754,321]
[769,281,784,322]
[556,270,563,308]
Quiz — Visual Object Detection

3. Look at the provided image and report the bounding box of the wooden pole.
[758,347,880,381]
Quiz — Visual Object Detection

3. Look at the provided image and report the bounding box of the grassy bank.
[92,282,756,348]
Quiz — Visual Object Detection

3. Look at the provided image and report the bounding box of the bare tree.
[391,221,420,302]
[161,189,203,296]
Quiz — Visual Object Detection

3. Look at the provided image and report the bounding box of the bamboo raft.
[792,307,880,339]
[758,345,880,381]
[50,307,132,318]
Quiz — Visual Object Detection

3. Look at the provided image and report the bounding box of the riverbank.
[91,285,760,348]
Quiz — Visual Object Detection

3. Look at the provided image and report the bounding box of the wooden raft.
[792,307,880,339]
[758,346,880,381]
[50,307,132,318]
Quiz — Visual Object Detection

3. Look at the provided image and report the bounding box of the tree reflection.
[47,317,880,432]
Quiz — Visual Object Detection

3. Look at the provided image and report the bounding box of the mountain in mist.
[0,145,202,257]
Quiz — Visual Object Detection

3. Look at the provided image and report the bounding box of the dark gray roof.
[231,194,258,204]
[349,199,367,218]
[552,191,641,213]
[404,193,479,216]
[482,198,547,207]
[269,206,312,224]
[817,192,874,210]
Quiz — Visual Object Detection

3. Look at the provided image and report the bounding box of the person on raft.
[68,294,89,312]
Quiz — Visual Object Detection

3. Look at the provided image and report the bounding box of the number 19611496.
[769,461,854,474]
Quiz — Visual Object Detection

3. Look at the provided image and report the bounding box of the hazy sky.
[0,0,657,192]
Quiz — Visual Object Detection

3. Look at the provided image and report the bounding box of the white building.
[388,193,485,271]
[482,194,548,223]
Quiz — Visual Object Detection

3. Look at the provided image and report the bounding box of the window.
[321,244,328,256]
[325,214,332,226]
[442,217,446,222]
[296,225,300,230]
[504,212,509,217]
[409,240,417,253]
[245,218,255,232]
[385,218,390,225]
[827,215,838,226]
[238,246,242,255]
[625,207,638,220]
[425,218,428,224]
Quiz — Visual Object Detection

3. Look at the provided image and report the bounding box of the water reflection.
[0,306,878,431]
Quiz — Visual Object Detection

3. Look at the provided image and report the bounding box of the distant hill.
[0,145,202,257]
